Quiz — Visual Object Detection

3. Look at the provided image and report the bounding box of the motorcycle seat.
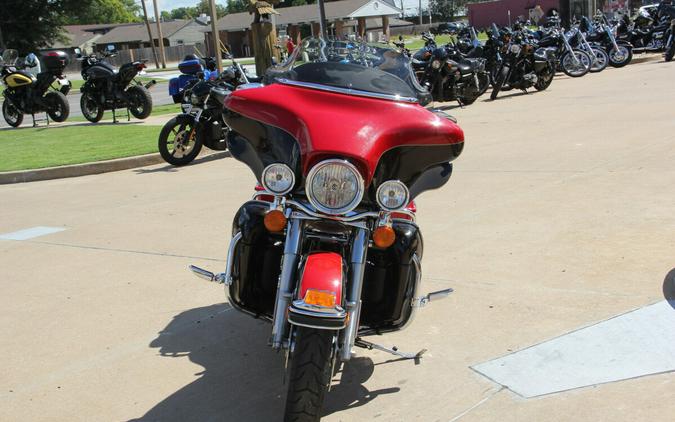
[456,58,484,73]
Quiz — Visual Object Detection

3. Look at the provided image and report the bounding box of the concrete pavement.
[1,56,674,421]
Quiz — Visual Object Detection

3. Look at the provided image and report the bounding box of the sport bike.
[188,37,463,421]
[0,49,71,127]
[76,46,155,123]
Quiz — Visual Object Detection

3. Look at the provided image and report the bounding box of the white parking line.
[472,300,675,398]
[0,226,67,241]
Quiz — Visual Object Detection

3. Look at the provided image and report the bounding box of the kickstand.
[354,338,426,365]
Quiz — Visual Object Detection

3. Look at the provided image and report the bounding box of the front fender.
[288,252,347,330]
[298,253,344,306]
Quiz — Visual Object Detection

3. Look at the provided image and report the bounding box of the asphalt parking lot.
[1,55,674,421]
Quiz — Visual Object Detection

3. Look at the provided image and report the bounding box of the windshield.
[264,37,430,105]
[1,49,19,66]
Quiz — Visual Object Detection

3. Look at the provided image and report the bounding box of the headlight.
[431,59,442,69]
[376,180,409,211]
[509,44,522,54]
[261,163,295,195]
[306,159,364,215]
[190,92,202,105]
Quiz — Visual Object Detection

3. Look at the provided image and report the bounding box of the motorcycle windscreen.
[224,83,463,189]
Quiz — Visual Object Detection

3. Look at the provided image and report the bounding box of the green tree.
[430,0,468,21]
[225,0,248,14]
[0,0,92,53]
[66,0,141,24]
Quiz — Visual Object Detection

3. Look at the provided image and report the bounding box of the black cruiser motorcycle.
[158,58,255,166]
[76,46,154,123]
[188,38,463,421]
[0,49,71,127]
[490,29,556,100]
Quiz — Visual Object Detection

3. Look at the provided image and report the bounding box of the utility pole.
[141,0,160,69]
[152,0,167,68]
[419,0,423,24]
[318,0,327,37]
[208,0,223,73]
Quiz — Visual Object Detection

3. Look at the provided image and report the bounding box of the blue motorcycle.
[169,55,218,103]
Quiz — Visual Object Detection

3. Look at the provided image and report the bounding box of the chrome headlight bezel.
[431,59,442,69]
[376,180,410,212]
[261,163,295,195]
[305,159,365,215]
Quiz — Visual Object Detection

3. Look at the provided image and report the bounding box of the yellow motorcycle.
[0,49,71,127]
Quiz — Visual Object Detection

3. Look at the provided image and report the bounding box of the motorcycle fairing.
[223,83,464,186]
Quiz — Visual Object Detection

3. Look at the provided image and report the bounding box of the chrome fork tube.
[270,217,302,349]
[340,227,369,361]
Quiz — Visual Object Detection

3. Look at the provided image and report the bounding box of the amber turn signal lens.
[304,289,337,307]
[373,225,396,248]
[264,209,287,232]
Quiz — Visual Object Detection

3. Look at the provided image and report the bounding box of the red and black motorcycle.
[189,38,464,421]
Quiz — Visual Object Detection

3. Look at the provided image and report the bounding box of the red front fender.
[298,252,344,306]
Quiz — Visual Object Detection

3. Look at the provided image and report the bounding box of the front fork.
[269,216,369,361]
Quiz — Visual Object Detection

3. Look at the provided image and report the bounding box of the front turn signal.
[264,209,287,232]
[304,289,337,307]
[373,225,396,248]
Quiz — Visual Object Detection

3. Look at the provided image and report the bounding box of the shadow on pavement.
[128,303,400,421]
[134,152,231,174]
[663,268,675,310]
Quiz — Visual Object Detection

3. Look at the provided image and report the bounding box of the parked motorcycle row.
[0,45,155,127]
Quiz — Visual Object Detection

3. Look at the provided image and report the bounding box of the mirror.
[73,48,82,57]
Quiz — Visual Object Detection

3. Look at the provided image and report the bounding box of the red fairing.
[224,84,464,185]
[299,252,343,306]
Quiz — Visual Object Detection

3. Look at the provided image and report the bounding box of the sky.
[150,0,431,19]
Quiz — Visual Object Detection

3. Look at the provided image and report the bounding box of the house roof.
[95,20,195,44]
[49,24,130,49]
[211,0,402,32]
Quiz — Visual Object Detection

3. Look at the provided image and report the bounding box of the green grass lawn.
[0,124,160,172]
[401,32,489,51]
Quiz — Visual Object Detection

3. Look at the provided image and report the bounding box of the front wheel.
[490,66,509,100]
[589,47,609,73]
[80,93,104,123]
[561,50,591,77]
[127,85,153,119]
[284,327,335,422]
[665,38,675,62]
[608,45,632,67]
[158,116,203,166]
[44,91,70,122]
[2,100,23,127]
[535,66,555,91]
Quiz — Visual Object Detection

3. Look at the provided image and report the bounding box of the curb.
[0,151,229,185]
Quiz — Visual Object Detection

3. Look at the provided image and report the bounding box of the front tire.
[561,50,591,77]
[535,66,555,91]
[44,91,70,122]
[665,40,675,62]
[284,327,335,422]
[2,100,23,127]
[589,47,609,72]
[158,116,203,166]
[127,85,153,120]
[80,93,104,123]
[490,66,509,100]
[608,45,632,67]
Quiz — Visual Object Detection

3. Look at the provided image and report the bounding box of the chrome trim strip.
[277,78,419,104]
[270,218,303,349]
[340,227,369,360]
[250,191,416,223]
[290,300,347,318]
